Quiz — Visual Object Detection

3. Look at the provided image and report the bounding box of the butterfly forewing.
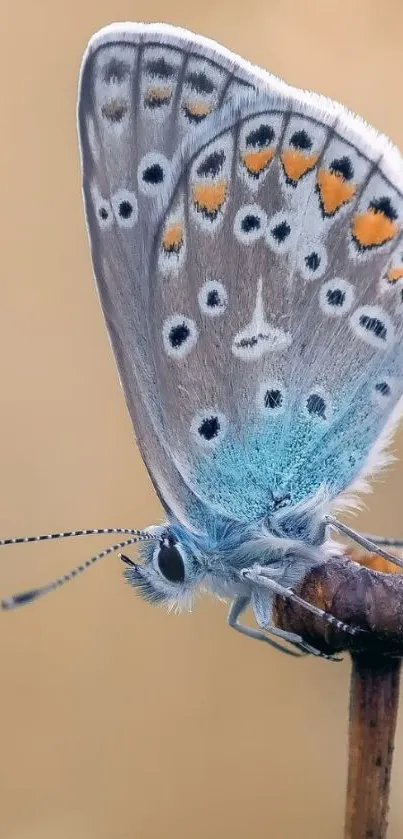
[78,23,281,526]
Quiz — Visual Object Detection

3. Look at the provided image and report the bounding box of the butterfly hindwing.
[147,91,403,525]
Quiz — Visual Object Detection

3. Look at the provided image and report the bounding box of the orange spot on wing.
[386,267,403,282]
[101,98,128,122]
[192,180,227,217]
[281,150,319,182]
[352,209,398,249]
[182,100,212,118]
[317,169,356,215]
[144,86,172,106]
[162,223,183,254]
[242,148,275,176]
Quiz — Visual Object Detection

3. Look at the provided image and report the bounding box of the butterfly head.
[122,527,208,609]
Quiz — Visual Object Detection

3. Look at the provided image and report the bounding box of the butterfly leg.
[227,596,307,657]
[361,534,403,548]
[325,515,403,570]
[244,567,366,637]
[263,624,341,660]
[241,570,349,661]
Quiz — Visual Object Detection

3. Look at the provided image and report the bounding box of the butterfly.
[3,22,403,658]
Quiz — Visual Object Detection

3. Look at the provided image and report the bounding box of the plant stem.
[344,654,401,839]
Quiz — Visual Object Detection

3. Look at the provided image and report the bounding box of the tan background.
[1,1,403,837]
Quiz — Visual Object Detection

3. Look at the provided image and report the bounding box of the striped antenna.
[0,527,152,547]
[1,531,159,610]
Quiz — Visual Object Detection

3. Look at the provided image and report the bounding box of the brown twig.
[273,552,403,839]
[345,654,401,839]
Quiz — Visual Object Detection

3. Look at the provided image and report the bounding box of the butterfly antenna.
[325,515,403,570]
[1,531,159,610]
[0,527,151,548]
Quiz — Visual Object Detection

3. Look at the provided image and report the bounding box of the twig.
[345,654,401,839]
[272,552,403,838]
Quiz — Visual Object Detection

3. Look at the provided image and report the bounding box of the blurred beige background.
[1,0,403,837]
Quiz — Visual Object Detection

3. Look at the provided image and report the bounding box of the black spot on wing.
[307,394,327,419]
[241,214,261,233]
[146,57,176,78]
[305,251,320,272]
[289,130,312,150]
[264,389,283,409]
[169,323,190,348]
[102,58,130,83]
[186,71,215,94]
[359,315,387,341]
[326,288,345,307]
[271,220,291,243]
[329,156,354,180]
[207,290,219,307]
[369,196,398,221]
[245,124,275,148]
[142,163,164,184]
[375,381,391,397]
[198,416,220,441]
[197,150,225,178]
[118,200,133,220]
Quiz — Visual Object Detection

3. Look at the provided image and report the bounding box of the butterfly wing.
[79,24,403,534]
[78,23,284,528]
[145,89,403,527]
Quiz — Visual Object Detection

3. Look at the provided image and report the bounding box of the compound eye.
[156,541,185,583]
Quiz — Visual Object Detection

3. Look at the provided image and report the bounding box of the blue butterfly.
[3,23,403,658]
